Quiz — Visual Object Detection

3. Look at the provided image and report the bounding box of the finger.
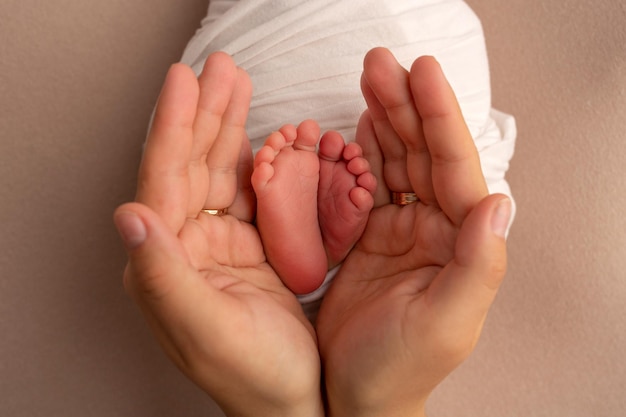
[423,194,510,356]
[114,202,193,297]
[136,63,199,233]
[362,48,435,203]
[205,67,253,211]
[409,56,488,225]
[229,136,256,222]
[354,110,388,207]
[361,51,412,195]
[193,52,238,148]
[187,52,239,213]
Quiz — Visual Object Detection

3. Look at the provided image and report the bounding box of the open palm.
[317,49,509,416]
[116,53,322,417]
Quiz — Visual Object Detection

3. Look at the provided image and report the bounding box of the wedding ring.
[201,208,228,216]
[391,192,419,206]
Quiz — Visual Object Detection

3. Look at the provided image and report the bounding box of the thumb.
[454,193,511,291]
[114,203,221,378]
[427,194,511,346]
[113,202,191,300]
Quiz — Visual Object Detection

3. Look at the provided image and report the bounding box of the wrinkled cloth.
[179,0,516,305]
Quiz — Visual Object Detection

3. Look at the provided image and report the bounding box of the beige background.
[1,0,624,416]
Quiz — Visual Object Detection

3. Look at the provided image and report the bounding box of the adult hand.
[114,53,323,417]
[317,48,511,417]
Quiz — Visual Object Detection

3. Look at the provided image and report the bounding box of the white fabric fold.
[179,0,517,303]
[182,0,516,190]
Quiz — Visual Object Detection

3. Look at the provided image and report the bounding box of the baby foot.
[252,120,328,295]
[318,131,377,268]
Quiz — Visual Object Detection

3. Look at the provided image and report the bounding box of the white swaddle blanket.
[179,0,516,305]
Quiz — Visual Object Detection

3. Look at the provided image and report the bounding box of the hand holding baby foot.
[317,48,510,417]
[252,121,375,295]
[114,53,323,417]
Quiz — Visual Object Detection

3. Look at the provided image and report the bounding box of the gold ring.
[201,208,228,216]
[391,192,418,206]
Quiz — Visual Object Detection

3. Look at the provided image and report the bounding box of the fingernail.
[491,197,512,239]
[114,212,147,250]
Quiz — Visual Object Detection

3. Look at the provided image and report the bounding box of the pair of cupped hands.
[114,48,510,417]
